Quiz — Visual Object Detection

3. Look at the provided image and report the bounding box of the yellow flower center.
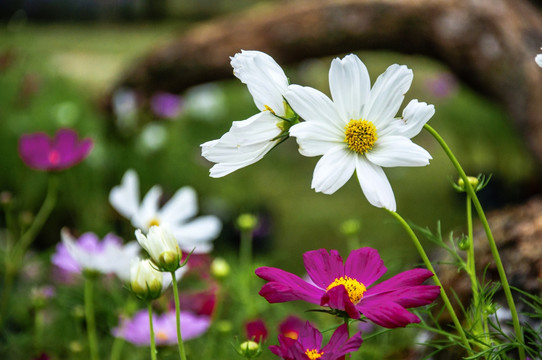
[156,330,169,341]
[147,218,160,228]
[326,276,367,304]
[344,119,378,154]
[283,331,298,340]
[305,349,324,359]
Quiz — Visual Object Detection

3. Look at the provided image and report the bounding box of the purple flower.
[112,309,210,346]
[18,128,93,171]
[150,92,183,119]
[269,322,362,360]
[256,248,440,328]
[51,230,140,282]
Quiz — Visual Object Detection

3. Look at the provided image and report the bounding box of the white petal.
[160,187,198,224]
[230,50,289,114]
[201,112,282,177]
[363,64,413,128]
[285,85,345,133]
[111,242,140,282]
[132,185,162,230]
[289,121,344,157]
[355,157,396,211]
[311,146,356,194]
[366,136,432,167]
[172,215,222,253]
[536,53,542,68]
[109,169,140,220]
[396,100,435,138]
[329,54,371,121]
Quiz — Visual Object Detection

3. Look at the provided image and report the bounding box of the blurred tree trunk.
[109,0,542,164]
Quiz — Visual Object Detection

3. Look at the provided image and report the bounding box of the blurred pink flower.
[245,319,268,342]
[112,309,210,346]
[18,128,93,171]
[278,316,305,340]
[150,92,183,119]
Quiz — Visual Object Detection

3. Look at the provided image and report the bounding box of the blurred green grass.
[0,23,538,273]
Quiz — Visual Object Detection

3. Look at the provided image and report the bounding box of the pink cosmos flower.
[18,128,93,171]
[256,248,440,328]
[112,309,210,346]
[278,316,305,341]
[245,319,268,342]
[269,321,362,360]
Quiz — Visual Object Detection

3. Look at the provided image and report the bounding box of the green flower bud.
[211,257,230,279]
[458,236,470,251]
[340,219,361,237]
[237,340,262,359]
[130,258,163,301]
[237,214,258,232]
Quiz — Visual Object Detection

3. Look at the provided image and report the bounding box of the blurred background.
[1,0,542,358]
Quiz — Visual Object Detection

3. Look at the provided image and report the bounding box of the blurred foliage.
[0,20,540,359]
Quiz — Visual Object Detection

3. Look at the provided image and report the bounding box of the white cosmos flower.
[536,48,542,68]
[135,225,181,272]
[200,50,291,177]
[286,54,434,211]
[58,228,140,281]
[109,169,221,254]
[129,257,187,300]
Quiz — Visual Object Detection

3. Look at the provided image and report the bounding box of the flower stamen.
[326,276,367,304]
[344,119,378,154]
[305,349,324,359]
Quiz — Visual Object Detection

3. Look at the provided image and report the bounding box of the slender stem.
[0,176,58,329]
[240,227,255,316]
[171,271,187,360]
[18,175,59,256]
[386,209,473,355]
[84,275,99,360]
[148,302,157,360]
[424,124,525,359]
[109,335,124,360]
[466,197,477,300]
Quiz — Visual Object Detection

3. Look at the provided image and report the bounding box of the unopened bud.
[457,176,479,191]
[458,236,470,251]
[237,340,261,358]
[340,219,361,237]
[237,214,258,232]
[0,192,12,206]
[211,257,230,279]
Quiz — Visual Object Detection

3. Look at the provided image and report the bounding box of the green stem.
[0,176,58,329]
[240,227,255,316]
[424,124,525,360]
[148,302,157,360]
[84,275,99,360]
[386,209,473,355]
[171,271,187,360]
[109,335,124,360]
[17,175,59,256]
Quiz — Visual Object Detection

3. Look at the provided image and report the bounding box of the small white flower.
[109,169,221,253]
[59,228,140,281]
[135,225,181,272]
[536,48,542,68]
[200,50,292,177]
[286,54,434,211]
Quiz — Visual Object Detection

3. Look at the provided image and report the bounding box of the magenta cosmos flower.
[112,309,210,346]
[270,321,361,360]
[256,248,440,328]
[18,128,93,171]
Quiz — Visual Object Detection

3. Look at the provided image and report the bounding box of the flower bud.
[237,340,262,358]
[237,214,258,232]
[130,258,163,301]
[340,219,361,237]
[210,257,230,279]
[135,225,182,272]
[457,176,479,191]
[458,236,470,251]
